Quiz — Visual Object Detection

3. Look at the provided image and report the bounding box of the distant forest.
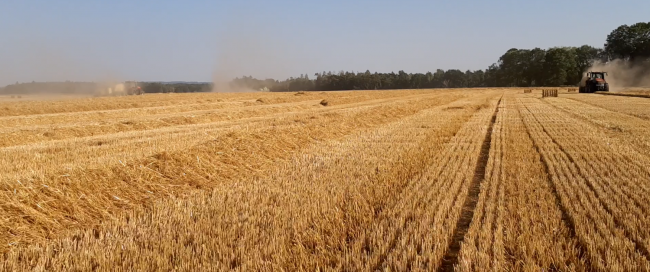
[1,22,648,94]
[0,82,212,95]
[232,22,650,92]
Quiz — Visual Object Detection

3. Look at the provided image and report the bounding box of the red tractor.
[579,72,609,93]
[125,81,144,95]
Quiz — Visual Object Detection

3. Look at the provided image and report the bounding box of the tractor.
[124,81,144,95]
[579,72,609,93]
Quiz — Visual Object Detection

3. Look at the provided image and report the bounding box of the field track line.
[516,100,592,270]
[438,96,502,272]
[563,96,650,120]
[594,92,650,99]
[539,97,650,176]
[1,92,449,151]
[520,99,650,264]
[0,92,436,120]
[0,92,470,253]
[536,98,650,189]
[363,96,495,272]
[0,93,463,183]
[328,92,502,271]
[545,96,650,126]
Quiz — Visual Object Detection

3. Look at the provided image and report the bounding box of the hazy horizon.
[1,0,648,86]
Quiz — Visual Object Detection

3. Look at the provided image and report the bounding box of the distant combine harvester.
[97,81,144,96]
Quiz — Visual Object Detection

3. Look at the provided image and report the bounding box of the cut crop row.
[457,94,587,271]
[567,94,650,120]
[0,91,471,254]
[540,97,650,160]
[0,90,437,117]
[2,91,503,270]
[518,97,650,271]
[0,92,459,181]
[338,95,502,271]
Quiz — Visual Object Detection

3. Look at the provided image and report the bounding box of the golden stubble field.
[1,89,650,271]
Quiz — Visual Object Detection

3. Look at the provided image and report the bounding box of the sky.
[0,0,648,86]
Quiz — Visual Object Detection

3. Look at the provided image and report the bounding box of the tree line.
[139,82,211,94]
[2,22,648,94]
[0,81,98,95]
[0,81,212,95]
[232,22,649,92]
[229,45,599,92]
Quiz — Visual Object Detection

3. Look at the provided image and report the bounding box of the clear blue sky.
[0,0,648,86]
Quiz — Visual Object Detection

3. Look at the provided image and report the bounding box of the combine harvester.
[98,81,144,96]
[579,72,609,93]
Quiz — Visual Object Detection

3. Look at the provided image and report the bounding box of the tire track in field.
[530,99,650,261]
[338,93,502,271]
[565,95,650,120]
[365,102,482,272]
[519,98,650,269]
[438,96,502,272]
[539,97,650,162]
[517,102,592,270]
[594,92,650,99]
[362,96,500,271]
[457,96,588,271]
[539,98,650,198]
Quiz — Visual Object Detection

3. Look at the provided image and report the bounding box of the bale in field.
[295,91,307,96]
[542,89,558,97]
[256,98,266,103]
[320,99,329,106]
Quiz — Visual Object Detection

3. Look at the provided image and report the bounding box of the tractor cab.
[579,71,609,93]
[588,72,607,80]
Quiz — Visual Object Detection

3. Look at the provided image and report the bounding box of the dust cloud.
[0,34,125,96]
[586,59,650,92]
[210,10,298,93]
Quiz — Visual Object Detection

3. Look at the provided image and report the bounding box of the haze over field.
[1,0,649,87]
[588,60,650,91]
[5,2,650,271]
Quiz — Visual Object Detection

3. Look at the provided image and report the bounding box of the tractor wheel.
[579,87,585,93]
[604,84,609,92]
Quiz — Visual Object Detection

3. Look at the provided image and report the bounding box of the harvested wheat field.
[1,89,650,271]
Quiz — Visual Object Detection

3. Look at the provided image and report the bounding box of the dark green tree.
[605,22,650,61]
[542,47,577,86]
[572,45,603,83]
